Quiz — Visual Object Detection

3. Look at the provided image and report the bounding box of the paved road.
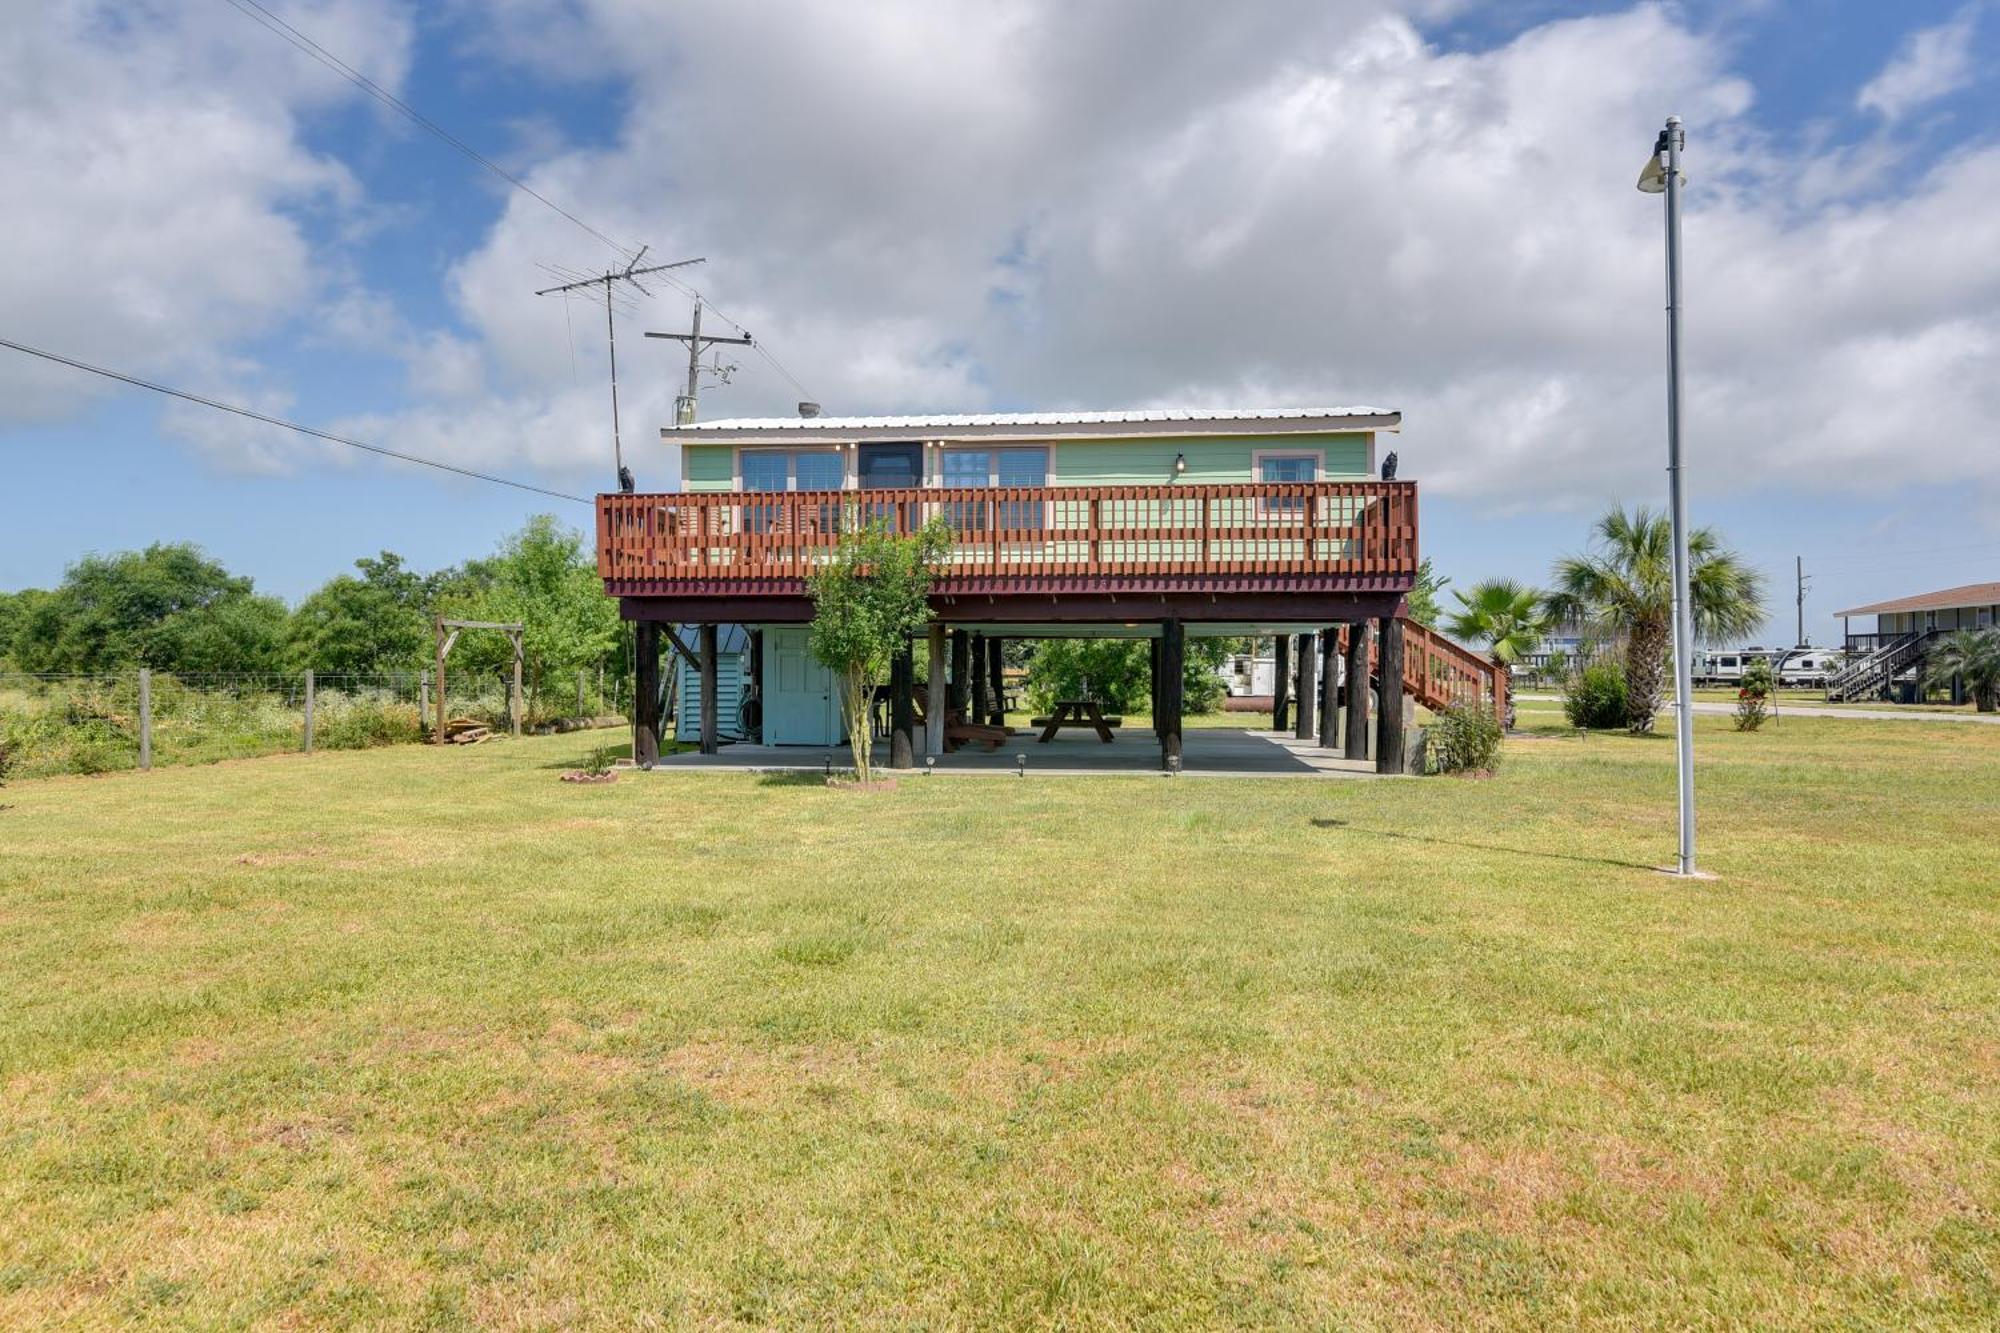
[1516,695,2000,725]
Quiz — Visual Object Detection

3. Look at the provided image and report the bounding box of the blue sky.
[4,0,1998,644]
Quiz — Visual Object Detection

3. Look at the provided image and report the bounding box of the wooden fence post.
[303,668,315,753]
[138,668,152,772]
[577,669,586,718]
[510,632,524,738]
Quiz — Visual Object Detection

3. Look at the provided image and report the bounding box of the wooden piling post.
[1272,634,1291,732]
[1159,618,1185,770]
[303,668,315,753]
[1318,629,1339,750]
[138,668,152,772]
[925,622,946,757]
[1377,615,1406,774]
[890,641,915,769]
[970,632,989,723]
[634,621,661,768]
[986,637,1006,725]
[1344,620,1372,761]
[1294,632,1317,741]
[949,629,971,719]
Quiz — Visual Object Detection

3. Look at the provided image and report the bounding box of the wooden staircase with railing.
[1334,620,1509,719]
[1826,629,1936,701]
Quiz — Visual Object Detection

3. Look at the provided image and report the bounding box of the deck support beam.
[926,622,946,757]
[1344,619,1372,761]
[1294,632,1316,741]
[698,623,719,756]
[1319,627,1340,750]
[890,641,915,769]
[1272,634,1291,732]
[1377,614,1407,774]
[634,621,661,768]
[1159,617,1184,770]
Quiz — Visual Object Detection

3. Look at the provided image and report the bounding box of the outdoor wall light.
[1173,452,1187,478]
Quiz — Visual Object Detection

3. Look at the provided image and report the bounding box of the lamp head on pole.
[1636,122,1685,194]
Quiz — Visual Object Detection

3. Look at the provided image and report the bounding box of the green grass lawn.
[1,717,1995,1328]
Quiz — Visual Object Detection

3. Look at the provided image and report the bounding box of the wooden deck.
[599,481,1418,595]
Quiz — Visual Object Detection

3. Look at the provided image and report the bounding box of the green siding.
[682,444,735,491]
[1050,433,1369,485]
[679,432,1371,490]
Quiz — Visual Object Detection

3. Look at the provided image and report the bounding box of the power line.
[0,336,592,506]
[647,270,819,403]
[218,0,636,261]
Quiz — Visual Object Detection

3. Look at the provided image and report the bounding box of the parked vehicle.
[1696,645,1843,688]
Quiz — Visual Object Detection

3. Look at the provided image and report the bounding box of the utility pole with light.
[1638,115,1700,878]
[647,297,754,426]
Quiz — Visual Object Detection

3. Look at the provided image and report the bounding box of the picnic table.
[1035,699,1119,744]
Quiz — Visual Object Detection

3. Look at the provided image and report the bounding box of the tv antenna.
[534,247,705,491]
[647,296,754,426]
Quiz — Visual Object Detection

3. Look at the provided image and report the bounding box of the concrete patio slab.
[636,726,1383,779]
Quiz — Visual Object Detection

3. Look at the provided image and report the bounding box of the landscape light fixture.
[925,756,936,777]
[1638,114,1700,878]
[1016,753,1026,778]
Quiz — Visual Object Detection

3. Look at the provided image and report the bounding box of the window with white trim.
[937,446,1048,530]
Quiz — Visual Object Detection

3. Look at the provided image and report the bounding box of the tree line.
[0,516,626,713]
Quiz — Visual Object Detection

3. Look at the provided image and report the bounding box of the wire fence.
[0,669,629,781]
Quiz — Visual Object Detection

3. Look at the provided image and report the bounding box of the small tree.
[1734,658,1774,731]
[807,518,953,782]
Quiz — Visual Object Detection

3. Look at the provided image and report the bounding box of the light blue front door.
[764,628,841,745]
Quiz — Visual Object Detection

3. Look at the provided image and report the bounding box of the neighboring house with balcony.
[1830,581,2000,701]
[598,407,1503,771]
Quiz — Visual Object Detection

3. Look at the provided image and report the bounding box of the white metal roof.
[665,406,1399,443]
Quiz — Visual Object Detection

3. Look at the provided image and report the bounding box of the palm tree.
[1443,579,1550,731]
[1444,578,1551,665]
[1548,506,1765,734]
[1923,628,2000,712]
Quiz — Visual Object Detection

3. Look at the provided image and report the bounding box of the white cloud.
[1858,7,1981,120]
[12,0,2000,520]
[0,1,411,428]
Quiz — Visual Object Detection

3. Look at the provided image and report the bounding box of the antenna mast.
[535,248,705,489]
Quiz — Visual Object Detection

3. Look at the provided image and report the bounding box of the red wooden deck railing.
[598,481,1418,591]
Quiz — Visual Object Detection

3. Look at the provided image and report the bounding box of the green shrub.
[318,697,425,750]
[1429,703,1503,773]
[1563,661,1628,730]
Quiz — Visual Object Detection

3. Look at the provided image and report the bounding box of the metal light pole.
[1640,115,1698,876]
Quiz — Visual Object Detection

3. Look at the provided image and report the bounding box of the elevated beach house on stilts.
[598,408,1503,773]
